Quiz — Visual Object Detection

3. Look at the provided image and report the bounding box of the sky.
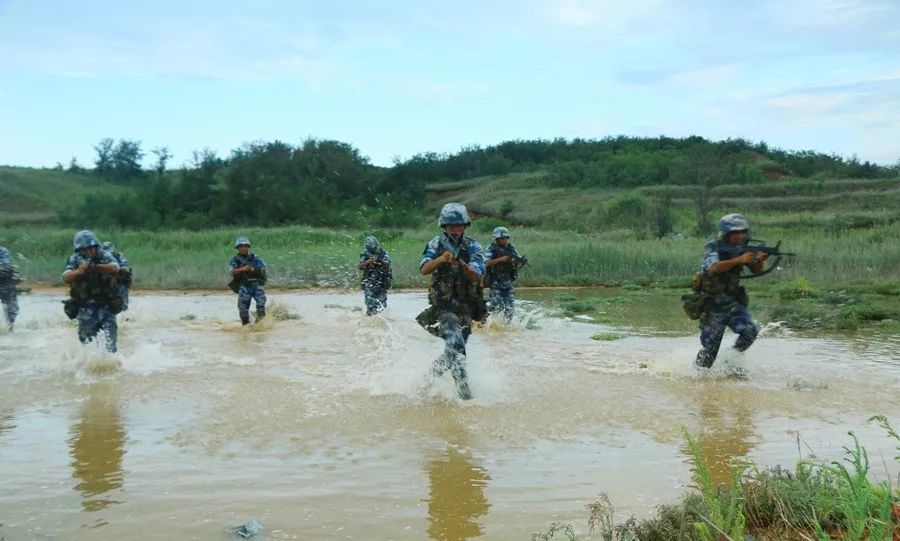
[0,0,898,168]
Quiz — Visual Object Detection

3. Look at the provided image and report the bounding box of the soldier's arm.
[462,242,485,283]
[95,263,120,274]
[421,252,452,275]
[62,256,86,283]
[748,252,769,274]
[486,254,511,267]
[709,252,755,275]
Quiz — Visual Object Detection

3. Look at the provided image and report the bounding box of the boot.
[240,314,250,326]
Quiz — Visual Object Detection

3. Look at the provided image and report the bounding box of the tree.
[151,147,172,179]
[94,138,115,178]
[112,139,144,182]
[67,157,86,174]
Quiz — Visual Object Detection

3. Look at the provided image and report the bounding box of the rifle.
[496,246,528,268]
[715,239,796,279]
[440,235,462,261]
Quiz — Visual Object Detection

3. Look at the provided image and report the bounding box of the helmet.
[234,236,251,248]
[718,213,749,237]
[101,241,116,253]
[72,230,100,251]
[492,226,510,240]
[363,236,381,252]
[438,202,470,227]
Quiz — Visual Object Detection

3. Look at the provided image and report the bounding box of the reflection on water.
[687,388,757,487]
[0,410,15,437]
[425,421,491,540]
[0,291,896,540]
[68,384,126,512]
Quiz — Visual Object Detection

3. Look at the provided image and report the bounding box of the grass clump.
[568,419,899,541]
[591,332,625,341]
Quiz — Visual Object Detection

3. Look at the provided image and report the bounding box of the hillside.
[424,170,900,235]
[0,166,128,226]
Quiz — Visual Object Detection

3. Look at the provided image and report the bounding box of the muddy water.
[1,290,898,540]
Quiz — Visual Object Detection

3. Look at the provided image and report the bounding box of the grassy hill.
[0,166,129,226]
[425,170,900,235]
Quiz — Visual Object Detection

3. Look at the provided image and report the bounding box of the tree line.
[59,136,899,230]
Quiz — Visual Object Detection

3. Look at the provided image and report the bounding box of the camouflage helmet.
[72,230,100,251]
[718,213,749,237]
[234,236,251,248]
[101,241,116,253]
[363,235,381,252]
[492,226,510,240]
[438,202,470,227]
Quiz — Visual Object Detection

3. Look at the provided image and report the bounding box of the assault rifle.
[495,246,528,268]
[440,235,462,260]
[715,239,796,279]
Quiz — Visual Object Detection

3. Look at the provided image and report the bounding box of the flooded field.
[1,290,898,540]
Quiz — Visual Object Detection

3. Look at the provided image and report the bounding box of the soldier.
[484,226,527,324]
[416,202,487,400]
[0,247,21,332]
[229,236,267,326]
[62,230,122,352]
[358,236,392,315]
[694,214,768,369]
[101,241,132,311]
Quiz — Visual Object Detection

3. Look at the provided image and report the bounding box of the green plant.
[683,428,746,541]
[530,522,577,541]
[591,332,625,341]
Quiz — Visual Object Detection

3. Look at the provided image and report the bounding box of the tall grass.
[3,222,900,289]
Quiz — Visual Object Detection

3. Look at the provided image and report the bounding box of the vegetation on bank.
[2,135,898,232]
[532,416,900,541]
[3,219,899,288]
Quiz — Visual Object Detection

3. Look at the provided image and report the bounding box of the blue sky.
[1,0,898,168]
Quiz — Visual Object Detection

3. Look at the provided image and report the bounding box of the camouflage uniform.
[695,215,759,368]
[359,236,392,316]
[230,251,268,325]
[0,247,20,331]
[102,242,131,311]
[485,227,525,324]
[63,232,121,352]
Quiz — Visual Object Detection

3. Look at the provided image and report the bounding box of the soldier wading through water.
[416,202,487,400]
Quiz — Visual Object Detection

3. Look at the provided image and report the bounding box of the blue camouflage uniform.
[359,238,392,315]
[485,241,524,323]
[108,250,131,311]
[417,233,486,379]
[0,247,20,331]
[63,251,120,352]
[695,241,759,368]
[230,253,267,325]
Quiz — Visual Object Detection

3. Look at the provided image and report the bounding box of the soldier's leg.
[727,305,759,352]
[695,311,727,368]
[0,285,17,330]
[374,288,387,313]
[451,315,473,400]
[253,285,267,321]
[416,306,442,337]
[501,288,515,323]
[237,285,252,325]
[363,285,378,316]
[98,308,118,353]
[119,285,129,311]
[77,306,102,345]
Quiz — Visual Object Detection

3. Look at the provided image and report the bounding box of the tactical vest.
[700,247,748,305]
[69,269,123,313]
[362,252,391,289]
[233,254,267,285]
[429,240,486,321]
[486,243,517,283]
